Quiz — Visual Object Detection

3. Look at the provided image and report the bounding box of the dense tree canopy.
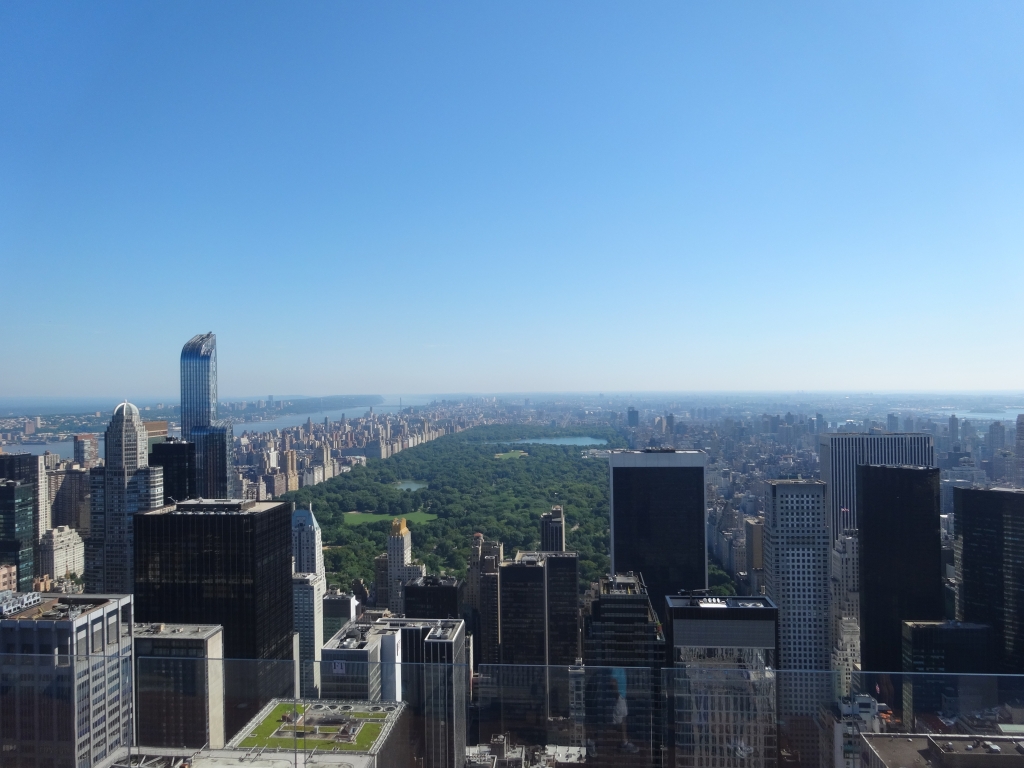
[284,424,735,595]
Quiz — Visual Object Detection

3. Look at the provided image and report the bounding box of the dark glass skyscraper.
[858,464,944,674]
[149,438,196,504]
[498,551,579,666]
[180,333,233,498]
[133,499,295,734]
[404,575,464,620]
[180,333,218,443]
[540,505,566,552]
[0,480,35,591]
[954,486,1024,671]
[609,450,707,619]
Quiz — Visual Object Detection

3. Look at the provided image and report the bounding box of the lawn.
[237,702,384,752]
[343,510,438,526]
[494,450,528,459]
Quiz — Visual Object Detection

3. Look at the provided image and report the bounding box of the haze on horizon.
[2,2,1022,398]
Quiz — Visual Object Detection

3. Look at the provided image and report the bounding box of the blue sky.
[2,2,1022,399]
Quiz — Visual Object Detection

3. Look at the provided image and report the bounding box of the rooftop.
[228,698,405,756]
[666,594,776,610]
[0,592,124,621]
[139,499,287,515]
[862,734,1024,767]
[134,622,222,640]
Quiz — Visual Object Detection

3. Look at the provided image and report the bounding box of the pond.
[511,437,608,446]
[392,480,428,491]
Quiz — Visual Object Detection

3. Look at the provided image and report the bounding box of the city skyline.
[3,3,1024,396]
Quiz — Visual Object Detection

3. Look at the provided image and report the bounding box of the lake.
[512,437,608,446]
[393,480,428,491]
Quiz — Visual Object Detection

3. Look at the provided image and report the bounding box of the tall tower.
[540,505,566,552]
[949,414,960,444]
[609,450,707,618]
[86,402,163,594]
[180,333,218,443]
[858,465,944,676]
[764,479,831,764]
[386,518,425,614]
[292,505,326,697]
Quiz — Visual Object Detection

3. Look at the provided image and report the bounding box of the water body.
[393,481,428,492]
[511,437,608,446]
[1,439,101,461]
[232,397,431,435]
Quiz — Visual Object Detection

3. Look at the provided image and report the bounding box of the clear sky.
[2,2,1022,399]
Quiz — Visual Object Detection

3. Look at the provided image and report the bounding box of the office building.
[180,332,218,442]
[293,572,325,698]
[384,517,426,614]
[499,551,579,666]
[989,421,1006,453]
[819,433,934,540]
[192,423,233,499]
[0,592,134,768]
[322,619,402,701]
[74,434,100,468]
[949,415,960,444]
[816,694,884,768]
[763,480,830,764]
[609,450,707,618]
[541,505,566,552]
[422,620,468,768]
[627,407,639,428]
[0,452,50,546]
[0,480,34,591]
[323,590,359,641]
[858,465,944,676]
[47,464,91,532]
[86,402,164,594]
[664,594,778,768]
[466,533,503,664]
[292,504,325,576]
[38,525,84,579]
[143,419,168,454]
[583,572,665,668]
[134,498,295,735]
[745,516,764,592]
[404,574,463,620]
[830,530,861,697]
[954,486,1024,671]
[886,414,900,433]
[148,438,196,503]
[901,621,996,724]
[134,622,225,749]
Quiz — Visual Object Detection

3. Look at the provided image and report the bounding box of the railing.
[1,654,1022,767]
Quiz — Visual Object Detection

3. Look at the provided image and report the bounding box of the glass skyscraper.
[180,332,218,442]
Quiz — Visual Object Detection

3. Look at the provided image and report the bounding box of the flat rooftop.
[862,734,1024,767]
[666,594,776,610]
[139,499,286,515]
[0,593,121,621]
[134,622,222,640]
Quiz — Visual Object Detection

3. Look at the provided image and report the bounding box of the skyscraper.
[292,505,326,698]
[954,486,1024,671]
[149,438,196,503]
[886,414,899,433]
[583,573,666,668]
[664,594,778,768]
[949,414,960,444]
[0,479,34,591]
[499,551,580,667]
[609,450,707,617]
[540,505,566,552]
[385,517,426,614]
[133,498,295,735]
[989,421,1006,453]
[858,465,944,675]
[819,433,934,541]
[73,433,100,468]
[0,452,50,549]
[180,333,234,499]
[180,332,218,443]
[404,575,464,620]
[86,402,164,594]
[763,480,830,765]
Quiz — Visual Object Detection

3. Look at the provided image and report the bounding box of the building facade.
[38,525,85,579]
[0,480,34,591]
[86,402,163,594]
[609,450,708,619]
[148,439,196,504]
[540,505,566,552]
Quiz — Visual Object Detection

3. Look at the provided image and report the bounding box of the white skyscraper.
[86,402,163,593]
[818,433,934,540]
[763,480,831,761]
[292,505,326,698]
[38,525,85,579]
[386,518,425,614]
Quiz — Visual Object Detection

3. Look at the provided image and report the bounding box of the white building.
[386,518,425,615]
[818,433,934,540]
[293,573,325,698]
[763,479,832,762]
[817,694,884,768]
[86,402,164,594]
[830,530,861,696]
[38,525,85,579]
